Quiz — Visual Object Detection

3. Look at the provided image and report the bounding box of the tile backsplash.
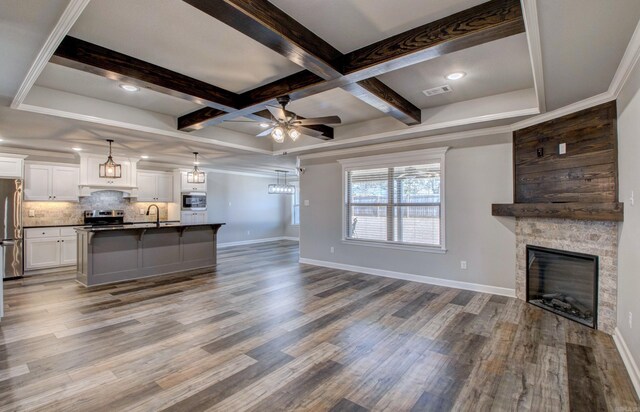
[23,190,169,227]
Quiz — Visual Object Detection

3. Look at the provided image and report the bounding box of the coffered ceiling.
[0,0,639,172]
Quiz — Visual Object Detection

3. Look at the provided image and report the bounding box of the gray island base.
[75,223,225,287]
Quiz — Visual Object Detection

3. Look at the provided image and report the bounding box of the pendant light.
[268,170,295,194]
[99,139,121,179]
[187,152,205,183]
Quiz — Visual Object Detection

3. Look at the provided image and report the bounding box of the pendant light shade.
[187,152,206,183]
[271,126,285,143]
[99,139,121,179]
[268,170,295,194]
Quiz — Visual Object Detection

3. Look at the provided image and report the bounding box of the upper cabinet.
[180,171,207,192]
[136,171,173,202]
[24,163,80,201]
[0,155,26,179]
[78,154,138,196]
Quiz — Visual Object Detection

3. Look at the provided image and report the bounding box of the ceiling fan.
[229,95,341,142]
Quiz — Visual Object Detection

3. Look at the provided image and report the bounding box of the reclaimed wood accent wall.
[513,101,617,203]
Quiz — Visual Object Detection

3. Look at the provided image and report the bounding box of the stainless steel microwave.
[181,192,207,211]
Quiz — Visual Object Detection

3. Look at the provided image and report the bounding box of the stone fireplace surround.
[515,217,618,334]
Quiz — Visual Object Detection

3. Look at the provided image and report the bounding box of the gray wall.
[299,143,516,290]
[207,171,287,244]
[616,58,640,372]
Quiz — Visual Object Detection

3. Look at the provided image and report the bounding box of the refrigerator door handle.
[0,240,15,246]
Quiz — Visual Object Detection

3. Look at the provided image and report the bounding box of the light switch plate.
[28,209,35,217]
[304,200,310,206]
[559,142,567,155]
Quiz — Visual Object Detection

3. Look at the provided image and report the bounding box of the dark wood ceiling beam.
[182,0,420,126]
[342,78,422,126]
[51,36,240,111]
[178,0,523,131]
[183,0,343,79]
[342,0,524,79]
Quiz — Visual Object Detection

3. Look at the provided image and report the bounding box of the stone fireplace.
[515,217,618,334]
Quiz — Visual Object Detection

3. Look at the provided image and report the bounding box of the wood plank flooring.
[0,240,638,411]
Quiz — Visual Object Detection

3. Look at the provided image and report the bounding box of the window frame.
[291,181,300,226]
[338,148,448,253]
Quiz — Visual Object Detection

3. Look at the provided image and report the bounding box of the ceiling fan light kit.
[187,152,206,183]
[268,170,295,194]
[99,139,122,179]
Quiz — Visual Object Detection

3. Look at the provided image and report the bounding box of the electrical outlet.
[460,260,467,270]
[631,191,635,206]
[304,199,310,206]
[629,312,633,329]
[536,147,544,157]
[247,230,251,236]
[28,209,35,217]
[139,208,145,215]
[330,246,334,254]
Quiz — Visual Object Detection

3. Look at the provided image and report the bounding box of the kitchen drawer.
[25,228,61,239]
[59,227,78,237]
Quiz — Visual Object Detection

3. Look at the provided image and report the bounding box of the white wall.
[616,57,640,381]
[299,143,516,292]
[206,171,287,244]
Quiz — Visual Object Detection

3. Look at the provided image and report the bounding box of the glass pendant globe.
[272,126,285,143]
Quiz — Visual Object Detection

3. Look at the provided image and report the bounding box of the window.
[340,148,447,251]
[292,181,300,225]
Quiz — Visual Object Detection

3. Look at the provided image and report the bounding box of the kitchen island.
[75,222,224,286]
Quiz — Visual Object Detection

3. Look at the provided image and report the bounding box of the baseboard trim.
[219,236,299,248]
[613,327,640,397]
[298,258,516,297]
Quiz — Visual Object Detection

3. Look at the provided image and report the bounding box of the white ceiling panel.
[378,33,533,109]
[0,0,69,99]
[68,0,303,93]
[271,0,487,53]
[36,63,202,116]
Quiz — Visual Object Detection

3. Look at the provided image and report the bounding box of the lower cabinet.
[181,211,207,224]
[24,227,78,270]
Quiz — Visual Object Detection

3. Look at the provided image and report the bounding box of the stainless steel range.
[84,210,125,227]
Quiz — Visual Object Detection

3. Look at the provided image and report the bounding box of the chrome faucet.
[146,204,160,226]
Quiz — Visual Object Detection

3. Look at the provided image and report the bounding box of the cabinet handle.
[61,240,64,242]
[53,196,56,199]
[42,232,45,235]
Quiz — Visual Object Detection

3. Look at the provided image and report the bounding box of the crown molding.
[609,14,640,99]
[521,0,546,113]
[298,126,511,161]
[10,0,90,109]
[16,103,273,155]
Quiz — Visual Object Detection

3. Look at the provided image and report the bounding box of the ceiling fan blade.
[299,127,324,138]
[295,116,342,125]
[256,127,274,137]
[266,105,287,121]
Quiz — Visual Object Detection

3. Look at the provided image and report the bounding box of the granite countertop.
[24,221,181,229]
[74,222,225,232]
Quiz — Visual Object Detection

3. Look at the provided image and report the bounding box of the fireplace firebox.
[526,245,598,328]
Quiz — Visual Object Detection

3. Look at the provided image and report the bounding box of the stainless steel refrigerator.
[0,179,22,279]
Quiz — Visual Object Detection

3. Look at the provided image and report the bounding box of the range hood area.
[78,153,139,197]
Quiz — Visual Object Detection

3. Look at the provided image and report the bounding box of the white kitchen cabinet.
[181,211,207,224]
[0,155,26,178]
[136,171,173,201]
[25,238,60,270]
[180,172,207,192]
[60,236,77,266]
[24,227,78,270]
[24,163,79,201]
[79,154,137,189]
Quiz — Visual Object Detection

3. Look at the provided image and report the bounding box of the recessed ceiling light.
[259,123,270,128]
[445,72,466,80]
[72,147,82,151]
[140,155,149,159]
[119,84,139,92]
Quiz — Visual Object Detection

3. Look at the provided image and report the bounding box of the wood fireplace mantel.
[491,202,623,221]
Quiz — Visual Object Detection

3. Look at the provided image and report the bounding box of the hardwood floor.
[0,240,638,411]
